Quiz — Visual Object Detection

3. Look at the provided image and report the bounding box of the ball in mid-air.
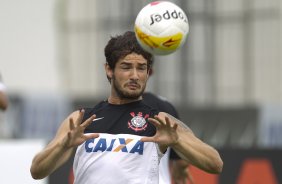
[134,1,189,55]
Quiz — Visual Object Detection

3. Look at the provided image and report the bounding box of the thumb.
[140,136,154,142]
[85,133,99,140]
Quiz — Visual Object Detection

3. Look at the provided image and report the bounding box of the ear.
[105,63,113,80]
[149,68,153,76]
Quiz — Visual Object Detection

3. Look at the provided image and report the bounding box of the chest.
[84,107,157,136]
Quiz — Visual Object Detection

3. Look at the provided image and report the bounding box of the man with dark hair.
[30,31,222,184]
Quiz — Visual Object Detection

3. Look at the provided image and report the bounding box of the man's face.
[110,53,149,99]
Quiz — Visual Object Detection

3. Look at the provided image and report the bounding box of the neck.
[107,96,142,105]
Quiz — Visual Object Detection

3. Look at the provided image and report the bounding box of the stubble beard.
[112,75,146,100]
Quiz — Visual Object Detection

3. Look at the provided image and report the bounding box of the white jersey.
[73,101,162,184]
[74,133,163,184]
[159,148,171,184]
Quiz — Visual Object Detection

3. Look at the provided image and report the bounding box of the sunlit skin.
[105,53,149,104]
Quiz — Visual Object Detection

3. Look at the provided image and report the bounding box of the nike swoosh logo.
[92,117,104,122]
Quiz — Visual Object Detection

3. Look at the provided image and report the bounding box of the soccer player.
[30,31,223,184]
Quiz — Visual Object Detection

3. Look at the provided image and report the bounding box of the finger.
[164,116,172,127]
[140,136,155,143]
[148,117,161,127]
[75,109,85,126]
[172,123,178,130]
[84,133,99,140]
[164,116,178,129]
[69,118,75,130]
[154,115,166,126]
[165,116,173,125]
[81,115,96,128]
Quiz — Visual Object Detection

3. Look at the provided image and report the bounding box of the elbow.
[0,103,8,111]
[208,157,224,174]
[207,149,224,174]
[0,95,9,111]
[213,158,223,174]
[30,166,45,180]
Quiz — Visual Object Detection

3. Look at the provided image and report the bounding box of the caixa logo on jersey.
[85,138,144,155]
[128,112,149,132]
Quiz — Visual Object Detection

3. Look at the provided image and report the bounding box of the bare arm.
[0,91,8,110]
[141,112,223,174]
[165,112,223,174]
[30,110,99,179]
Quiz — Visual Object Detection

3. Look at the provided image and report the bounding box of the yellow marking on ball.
[135,26,183,51]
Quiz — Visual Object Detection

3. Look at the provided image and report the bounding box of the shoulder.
[79,100,107,122]
[143,92,179,118]
[143,92,167,107]
[143,92,168,103]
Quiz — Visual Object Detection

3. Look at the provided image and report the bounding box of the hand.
[61,109,99,149]
[141,115,179,152]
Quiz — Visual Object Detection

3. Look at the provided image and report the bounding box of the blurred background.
[0,0,282,183]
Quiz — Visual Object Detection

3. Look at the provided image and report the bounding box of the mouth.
[126,82,140,90]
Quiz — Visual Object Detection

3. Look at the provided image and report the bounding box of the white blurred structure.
[0,139,47,184]
[0,0,59,94]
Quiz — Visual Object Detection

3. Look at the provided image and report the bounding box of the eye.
[121,66,130,69]
[138,65,147,71]
[120,64,131,70]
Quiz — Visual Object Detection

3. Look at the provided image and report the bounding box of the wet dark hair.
[104,31,154,70]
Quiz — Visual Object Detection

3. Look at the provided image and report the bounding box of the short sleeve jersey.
[73,100,162,184]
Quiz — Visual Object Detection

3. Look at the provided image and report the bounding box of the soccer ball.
[134,1,189,55]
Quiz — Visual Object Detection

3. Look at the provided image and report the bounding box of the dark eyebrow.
[120,61,131,65]
[138,63,147,66]
[137,63,148,68]
[120,62,132,65]
[119,61,147,67]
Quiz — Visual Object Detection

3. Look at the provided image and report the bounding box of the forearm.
[164,113,223,173]
[30,110,97,180]
[30,141,73,179]
[172,128,223,174]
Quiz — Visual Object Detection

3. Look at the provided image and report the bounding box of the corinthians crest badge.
[128,112,149,132]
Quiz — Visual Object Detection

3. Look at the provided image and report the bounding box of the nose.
[130,68,139,80]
